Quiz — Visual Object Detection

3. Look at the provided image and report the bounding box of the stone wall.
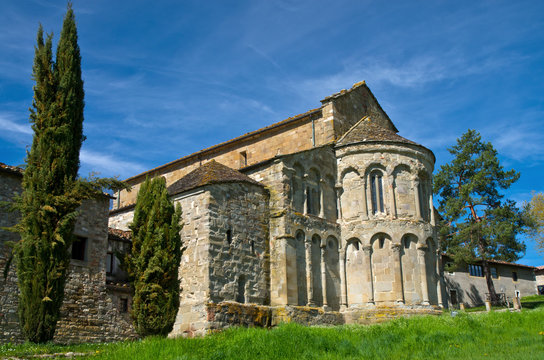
[170,189,211,337]
[335,140,440,308]
[207,182,269,306]
[0,169,136,344]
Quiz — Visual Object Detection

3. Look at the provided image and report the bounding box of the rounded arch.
[370,232,392,250]
[340,166,361,182]
[295,229,305,242]
[364,162,387,177]
[401,233,419,249]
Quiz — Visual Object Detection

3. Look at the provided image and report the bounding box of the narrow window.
[226,229,232,244]
[379,238,385,249]
[71,236,86,261]
[306,186,312,214]
[250,240,255,255]
[491,267,498,279]
[106,252,114,275]
[404,238,410,249]
[469,264,483,277]
[236,276,246,303]
[512,271,518,282]
[377,175,384,213]
[120,298,128,313]
[371,172,385,214]
[240,151,247,167]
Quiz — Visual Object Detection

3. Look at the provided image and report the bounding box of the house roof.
[167,160,261,196]
[108,228,131,242]
[336,116,419,147]
[442,254,535,270]
[0,162,23,176]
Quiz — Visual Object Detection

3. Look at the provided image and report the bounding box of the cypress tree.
[126,177,183,337]
[9,4,126,343]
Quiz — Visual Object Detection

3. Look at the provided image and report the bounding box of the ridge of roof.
[123,108,322,184]
[167,160,262,196]
[336,116,419,147]
[442,254,535,269]
[320,81,398,133]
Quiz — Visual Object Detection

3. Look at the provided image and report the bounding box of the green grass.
[462,294,544,312]
[2,308,544,359]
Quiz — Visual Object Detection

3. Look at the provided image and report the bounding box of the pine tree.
[433,129,527,302]
[126,177,183,337]
[9,5,126,343]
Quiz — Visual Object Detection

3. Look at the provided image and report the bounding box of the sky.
[0,0,542,265]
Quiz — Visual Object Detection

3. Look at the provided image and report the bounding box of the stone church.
[109,81,443,337]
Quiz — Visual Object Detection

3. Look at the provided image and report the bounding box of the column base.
[322,305,331,312]
[421,301,430,306]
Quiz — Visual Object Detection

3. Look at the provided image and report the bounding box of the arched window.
[370,171,385,214]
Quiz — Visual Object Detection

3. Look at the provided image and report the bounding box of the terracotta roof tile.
[336,116,419,147]
[0,162,23,176]
[167,160,261,196]
[108,228,132,242]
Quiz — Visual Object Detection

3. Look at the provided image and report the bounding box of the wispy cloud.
[80,149,146,178]
[0,114,32,135]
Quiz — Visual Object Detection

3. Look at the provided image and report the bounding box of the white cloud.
[0,114,32,135]
[80,149,146,178]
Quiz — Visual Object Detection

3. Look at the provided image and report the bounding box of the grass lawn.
[462,294,544,312]
[2,307,544,359]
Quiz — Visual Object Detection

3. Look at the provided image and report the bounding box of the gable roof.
[167,160,261,196]
[336,116,419,147]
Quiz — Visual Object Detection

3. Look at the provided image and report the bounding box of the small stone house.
[0,163,136,343]
[109,81,444,336]
[442,256,537,308]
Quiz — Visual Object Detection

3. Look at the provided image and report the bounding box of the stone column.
[392,243,404,304]
[335,185,343,220]
[417,245,430,305]
[436,249,444,308]
[305,240,315,306]
[388,173,396,219]
[429,192,436,225]
[321,244,328,309]
[282,167,294,209]
[363,245,374,304]
[339,249,347,309]
[303,184,309,215]
[319,179,325,218]
[413,177,422,221]
[361,177,369,220]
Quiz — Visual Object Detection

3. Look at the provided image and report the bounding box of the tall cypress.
[126,177,183,337]
[11,4,125,343]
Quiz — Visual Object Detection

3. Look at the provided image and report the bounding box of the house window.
[120,298,128,313]
[106,252,114,275]
[446,262,455,275]
[468,264,483,277]
[450,290,458,306]
[240,151,247,167]
[370,172,384,214]
[491,267,499,279]
[512,271,518,282]
[71,236,87,261]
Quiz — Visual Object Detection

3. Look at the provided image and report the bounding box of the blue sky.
[0,0,542,265]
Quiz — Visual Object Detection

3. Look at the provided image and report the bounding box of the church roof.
[167,160,261,196]
[336,116,419,147]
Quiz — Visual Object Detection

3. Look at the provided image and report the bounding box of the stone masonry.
[0,164,136,343]
[108,81,447,336]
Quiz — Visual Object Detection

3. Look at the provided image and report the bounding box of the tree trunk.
[482,260,498,303]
